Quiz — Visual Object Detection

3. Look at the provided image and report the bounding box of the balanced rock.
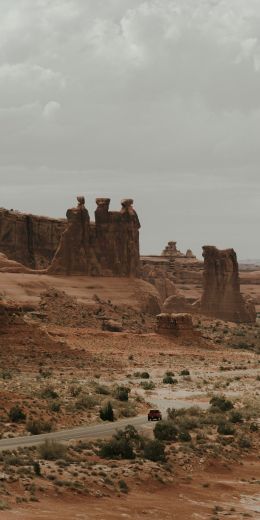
[201,245,256,323]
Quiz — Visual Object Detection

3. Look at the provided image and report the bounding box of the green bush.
[180,369,190,376]
[154,421,178,441]
[229,410,243,423]
[33,461,41,476]
[50,402,61,413]
[26,419,52,435]
[239,436,252,449]
[114,386,130,402]
[8,405,26,423]
[75,394,97,410]
[143,440,166,462]
[38,440,67,460]
[140,372,150,379]
[217,422,235,435]
[140,381,155,390]
[118,479,128,493]
[100,438,135,459]
[100,401,114,421]
[40,386,59,400]
[163,375,177,385]
[179,431,192,442]
[210,395,234,412]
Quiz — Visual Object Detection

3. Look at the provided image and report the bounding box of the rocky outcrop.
[47,196,140,277]
[0,208,65,269]
[0,197,141,277]
[140,263,176,302]
[0,253,32,273]
[163,294,199,314]
[156,312,195,336]
[201,246,256,323]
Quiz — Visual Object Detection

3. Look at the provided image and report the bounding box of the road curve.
[0,415,152,451]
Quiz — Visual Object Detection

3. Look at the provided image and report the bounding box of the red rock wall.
[0,208,65,269]
[0,197,141,277]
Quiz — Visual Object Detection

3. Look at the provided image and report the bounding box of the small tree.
[100,401,114,421]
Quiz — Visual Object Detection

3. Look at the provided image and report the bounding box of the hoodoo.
[200,245,256,323]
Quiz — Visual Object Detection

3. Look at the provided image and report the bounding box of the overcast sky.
[0,0,259,259]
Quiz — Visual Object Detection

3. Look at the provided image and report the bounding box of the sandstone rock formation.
[47,196,141,277]
[140,262,176,302]
[163,294,199,314]
[156,312,195,336]
[162,241,185,258]
[0,253,32,273]
[0,208,65,269]
[0,197,141,277]
[201,246,256,323]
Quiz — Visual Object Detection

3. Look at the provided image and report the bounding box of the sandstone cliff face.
[0,208,65,269]
[47,197,141,277]
[0,197,141,277]
[201,246,256,323]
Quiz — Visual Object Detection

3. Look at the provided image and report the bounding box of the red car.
[148,409,162,421]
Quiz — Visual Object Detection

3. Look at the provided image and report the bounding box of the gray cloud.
[0,0,259,258]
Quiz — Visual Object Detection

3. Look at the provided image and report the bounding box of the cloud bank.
[0,0,259,257]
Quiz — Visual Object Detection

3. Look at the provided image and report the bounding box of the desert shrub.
[229,410,243,423]
[167,407,201,429]
[33,461,41,476]
[95,384,110,395]
[99,401,114,421]
[167,406,202,420]
[140,372,150,379]
[179,431,192,442]
[26,419,52,435]
[165,370,175,377]
[118,479,128,493]
[69,384,82,397]
[163,375,177,385]
[39,368,52,378]
[154,421,178,441]
[40,386,59,400]
[38,440,67,460]
[143,440,166,462]
[209,395,234,412]
[50,402,61,413]
[180,369,190,376]
[100,438,135,459]
[8,405,26,423]
[75,394,98,410]
[140,381,155,390]
[239,436,252,449]
[3,454,23,466]
[1,369,12,380]
[114,386,130,402]
[119,403,137,417]
[217,422,235,435]
[250,422,258,432]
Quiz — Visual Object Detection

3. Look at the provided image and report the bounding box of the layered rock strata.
[47,196,140,276]
[156,312,195,336]
[201,245,256,323]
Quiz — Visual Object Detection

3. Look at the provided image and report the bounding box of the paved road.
[0,415,152,451]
